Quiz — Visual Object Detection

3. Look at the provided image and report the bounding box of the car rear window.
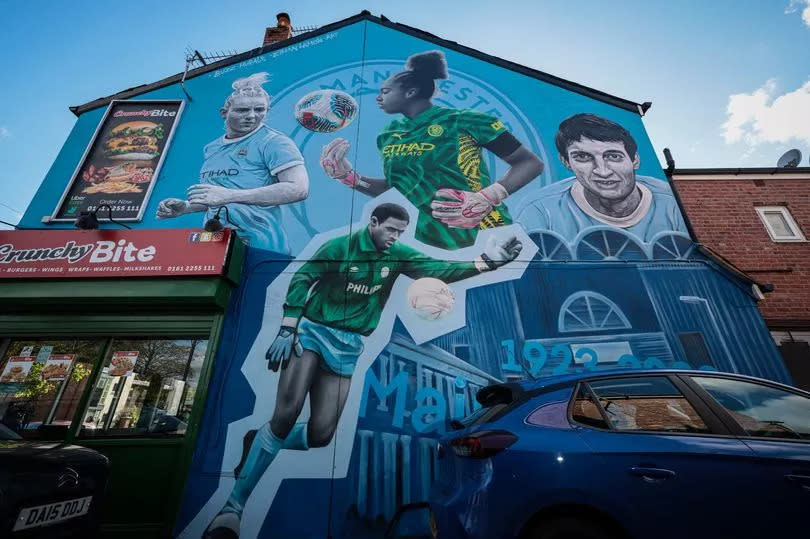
[574,376,711,434]
[571,384,609,429]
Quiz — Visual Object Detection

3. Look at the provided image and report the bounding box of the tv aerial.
[777,148,802,168]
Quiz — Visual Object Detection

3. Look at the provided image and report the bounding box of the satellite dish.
[777,149,802,168]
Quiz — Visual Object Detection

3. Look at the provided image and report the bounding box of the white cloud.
[786,0,810,27]
[0,127,10,137]
[722,79,810,147]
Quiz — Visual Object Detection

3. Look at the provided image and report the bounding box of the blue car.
[429,370,810,539]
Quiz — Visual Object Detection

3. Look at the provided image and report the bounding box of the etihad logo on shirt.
[200,168,239,180]
[382,142,436,158]
[346,282,382,295]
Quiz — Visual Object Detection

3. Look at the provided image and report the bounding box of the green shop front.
[0,227,243,537]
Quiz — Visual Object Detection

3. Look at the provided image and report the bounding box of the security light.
[74,204,131,230]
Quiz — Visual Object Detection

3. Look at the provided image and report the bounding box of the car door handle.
[628,466,676,480]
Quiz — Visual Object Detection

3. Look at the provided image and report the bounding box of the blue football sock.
[226,423,282,514]
[283,422,309,451]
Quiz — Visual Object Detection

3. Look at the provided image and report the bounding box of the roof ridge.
[70,11,643,116]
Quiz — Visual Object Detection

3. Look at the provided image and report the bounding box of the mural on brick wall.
[19,19,790,539]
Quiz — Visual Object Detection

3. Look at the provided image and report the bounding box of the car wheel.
[528,517,616,539]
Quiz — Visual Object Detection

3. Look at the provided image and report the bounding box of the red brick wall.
[672,178,810,323]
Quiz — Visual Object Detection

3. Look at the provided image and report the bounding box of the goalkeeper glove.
[476,235,523,271]
[320,138,360,187]
[266,319,303,371]
[430,183,509,228]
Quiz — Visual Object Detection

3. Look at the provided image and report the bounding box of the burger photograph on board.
[103,120,165,160]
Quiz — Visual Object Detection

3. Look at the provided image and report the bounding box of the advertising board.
[109,351,138,377]
[51,100,184,222]
[41,354,75,381]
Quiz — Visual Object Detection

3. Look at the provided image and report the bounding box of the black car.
[0,423,109,537]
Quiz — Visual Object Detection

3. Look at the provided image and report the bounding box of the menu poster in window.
[41,355,75,382]
[51,100,184,222]
[0,356,35,384]
[109,351,138,377]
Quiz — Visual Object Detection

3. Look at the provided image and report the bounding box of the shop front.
[0,227,243,537]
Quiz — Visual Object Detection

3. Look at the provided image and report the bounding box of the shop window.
[78,338,207,438]
[0,338,105,440]
[755,206,806,242]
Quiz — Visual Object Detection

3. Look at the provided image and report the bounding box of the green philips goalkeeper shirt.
[377,106,512,250]
[283,227,479,336]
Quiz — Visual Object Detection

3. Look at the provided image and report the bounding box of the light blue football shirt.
[200,125,304,254]
[516,175,688,242]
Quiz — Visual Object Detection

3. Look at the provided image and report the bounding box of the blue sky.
[1,0,809,228]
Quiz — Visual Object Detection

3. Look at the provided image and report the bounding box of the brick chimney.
[263,12,292,46]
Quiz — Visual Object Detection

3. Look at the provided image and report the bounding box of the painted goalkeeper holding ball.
[320,50,544,250]
[204,202,522,537]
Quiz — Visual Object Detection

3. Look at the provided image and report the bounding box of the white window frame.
[755,206,806,242]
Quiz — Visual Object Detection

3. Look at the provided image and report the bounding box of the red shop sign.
[0,228,232,279]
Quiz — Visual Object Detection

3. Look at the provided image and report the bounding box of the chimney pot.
[263,13,292,46]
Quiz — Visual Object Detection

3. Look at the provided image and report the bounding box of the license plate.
[13,495,92,531]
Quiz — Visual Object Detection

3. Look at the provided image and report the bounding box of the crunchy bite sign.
[0,240,157,264]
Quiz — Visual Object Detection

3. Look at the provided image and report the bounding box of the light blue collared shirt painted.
[516,175,687,242]
[200,125,304,254]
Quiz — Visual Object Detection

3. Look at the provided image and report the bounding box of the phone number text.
[167,265,218,272]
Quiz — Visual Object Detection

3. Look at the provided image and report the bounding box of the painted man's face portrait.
[221,95,268,138]
[562,138,640,201]
[369,216,409,251]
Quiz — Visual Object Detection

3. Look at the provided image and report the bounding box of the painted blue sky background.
[1,0,809,228]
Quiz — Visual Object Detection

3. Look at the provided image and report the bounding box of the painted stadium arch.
[16,13,789,539]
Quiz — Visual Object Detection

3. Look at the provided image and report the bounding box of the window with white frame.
[755,206,806,242]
